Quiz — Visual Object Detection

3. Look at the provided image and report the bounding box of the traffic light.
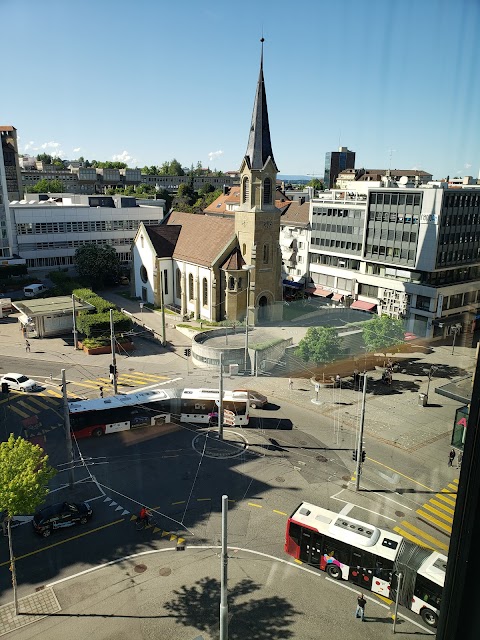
[109,364,117,376]
[1,382,9,394]
[361,450,366,462]
[184,348,191,357]
[352,450,357,461]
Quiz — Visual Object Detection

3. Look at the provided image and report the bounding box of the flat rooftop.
[13,296,95,317]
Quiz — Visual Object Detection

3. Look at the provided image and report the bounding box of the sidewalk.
[1,547,426,639]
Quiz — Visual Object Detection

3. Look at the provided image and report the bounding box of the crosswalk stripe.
[0,397,10,406]
[417,510,452,534]
[430,499,455,515]
[38,394,61,404]
[420,503,453,524]
[121,372,168,381]
[435,492,456,506]
[446,483,458,492]
[398,521,449,551]
[452,478,459,484]
[393,526,434,550]
[27,397,52,410]
[69,381,101,389]
[18,401,41,414]
[9,405,30,418]
[47,389,62,398]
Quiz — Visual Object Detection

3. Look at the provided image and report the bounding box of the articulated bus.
[68,387,250,439]
[285,502,445,628]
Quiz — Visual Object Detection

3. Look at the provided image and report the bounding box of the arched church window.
[263,178,272,204]
[238,277,243,292]
[176,268,181,298]
[263,244,269,264]
[202,278,208,307]
[242,243,246,255]
[242,177,249,203]
[228,276,235,291]
[188,273,194,301]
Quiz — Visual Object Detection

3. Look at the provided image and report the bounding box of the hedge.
[73,288,115,313]
[76,310,133,338]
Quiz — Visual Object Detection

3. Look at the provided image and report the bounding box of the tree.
[75,244,121,288]
[308,178,324,190]
[157,188,173,211]
[296,326,342,365]
[362,315,405,354]
[36,153,52,164]
[177,182,196,205]
[52,156,65,168]
[30,178,63,193]
[0,434,56,613]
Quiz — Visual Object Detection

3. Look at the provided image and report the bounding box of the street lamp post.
[139,302,144,323]
[242,265,254,375]
[426,365,437,404]
[451,325,461,356]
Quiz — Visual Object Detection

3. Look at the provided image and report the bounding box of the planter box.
[77,340,135,355]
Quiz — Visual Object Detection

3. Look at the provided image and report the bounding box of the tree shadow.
[163,576,300,639]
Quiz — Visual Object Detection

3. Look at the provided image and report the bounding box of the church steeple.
[244,38,277,172]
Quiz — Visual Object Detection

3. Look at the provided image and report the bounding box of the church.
[131,42,283,325]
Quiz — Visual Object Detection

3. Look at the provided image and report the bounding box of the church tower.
[234,40,283,324]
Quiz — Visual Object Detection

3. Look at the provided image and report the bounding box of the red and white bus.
[285,502,445,628]
[68,387,250,439]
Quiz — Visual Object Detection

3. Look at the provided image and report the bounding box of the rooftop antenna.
[388,148,396,171]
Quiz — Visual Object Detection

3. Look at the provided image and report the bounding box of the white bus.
[68,387,250,438]
[285,502,445,628]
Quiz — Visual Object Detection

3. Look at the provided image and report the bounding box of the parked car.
[0,373,38,392]
[23,283,48,298]
[234,389,268,409]
[32,501,93,537]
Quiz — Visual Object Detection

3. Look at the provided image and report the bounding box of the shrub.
[73,289,115,313]
[76,310,132,338]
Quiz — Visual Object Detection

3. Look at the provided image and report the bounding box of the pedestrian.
[355,592,366,621]
[457,451,463,469]
[335,374,341,388]
[25,340,30,353]
[448,449,456,467]
[99,386,104,399]
[353,369,359,390]
[288,378,293,391]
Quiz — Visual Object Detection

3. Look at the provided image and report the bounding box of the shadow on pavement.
[247,417,293,430]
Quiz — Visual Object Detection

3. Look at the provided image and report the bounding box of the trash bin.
[418,393,428,407]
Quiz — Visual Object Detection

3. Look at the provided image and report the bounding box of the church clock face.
[263,220,272,229]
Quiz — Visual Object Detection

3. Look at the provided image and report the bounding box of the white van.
[24,284,48,298]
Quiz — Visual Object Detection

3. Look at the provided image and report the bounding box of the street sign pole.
[218,352,224,441]
[355,373,367,491]
[219,494,228,640]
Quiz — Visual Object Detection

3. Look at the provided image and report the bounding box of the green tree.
[296,326,342,365]
[177,182,196,205]
[362,315,405,353]
[74,244,121,288]
[30,178,63,193]
[157,188,173,211]
[0,434,56,612]
[36,153,52,164]
[308,178,324,190]
[169,159,184,175]
[52,156,65,168]
[199,183,215,196]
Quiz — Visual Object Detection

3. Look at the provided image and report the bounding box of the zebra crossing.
[0,391,62,419]
[68,370,169,393]
[393,478,458,552]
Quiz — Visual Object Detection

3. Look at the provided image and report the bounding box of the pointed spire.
[244,38,276,171]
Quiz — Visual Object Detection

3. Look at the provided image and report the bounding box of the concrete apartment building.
[308,178,480,341]
[9,194,165,272]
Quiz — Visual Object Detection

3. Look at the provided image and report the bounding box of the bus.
[284,502,446,628]
[68,387,250,439]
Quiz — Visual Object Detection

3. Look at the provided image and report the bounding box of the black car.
[32,501,93,537]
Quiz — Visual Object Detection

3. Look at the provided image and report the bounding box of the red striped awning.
[307,287,333,298]
[350,300,377,311]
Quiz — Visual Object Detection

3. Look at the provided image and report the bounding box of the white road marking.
[339,503,354,515]
[374,492,413,511]
[124,377,182,393]
[331,491,396,522]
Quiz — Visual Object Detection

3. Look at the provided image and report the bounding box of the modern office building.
[8,194,165,272]
[1,126,23,200]
[324,146,355,189]
[308,179,480,341]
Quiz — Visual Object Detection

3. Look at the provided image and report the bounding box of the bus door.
[299,528,322,568]
[349,550,374,590]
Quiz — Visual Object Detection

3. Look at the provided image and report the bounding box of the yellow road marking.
[69,381,101,389]
[47,389,62,398]
[273,510,288,516]
[294,559,302,565]
[172,501,185,505]
[38,395,61,404]
[196,498,211,502]
[435,493,456,506]
[248,503,262,509]
[452,478,459,484]
[440,488,456,496]
[9,405,29,418]
[376,594,393,605]
[420,503,453,524]
[398,521,449,551]
[0,397,11,406]
[393,526,434,550]
[430,499,455,515]
[120,372,168,381]
[26,397,52,410]
[446,483,458,492]
[18,401,41,414]
[177,538,185,545]
[368,457,434,491]
[0,519,124,567]
[169,534,177,541]
[417,510,452,534]
[153,527,161,534]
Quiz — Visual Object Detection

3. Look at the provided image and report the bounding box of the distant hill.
[278,175,313,183]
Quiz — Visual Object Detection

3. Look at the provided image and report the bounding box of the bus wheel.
[420,608,438,627]
[326,564,341,579]
[92,428,104,437]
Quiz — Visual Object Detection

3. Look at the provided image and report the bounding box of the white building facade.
[308,181,480,341]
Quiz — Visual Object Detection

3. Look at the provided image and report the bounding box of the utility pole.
[219,494,228,640]
[355,373,367,491]
[109,308,118,394]
[218,352,224,441]
[72,294,78,350]
[62,368,74,489]
[160,269,166,347]
[393,572,403,633]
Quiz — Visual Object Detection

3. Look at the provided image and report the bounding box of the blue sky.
[2,0,479,179]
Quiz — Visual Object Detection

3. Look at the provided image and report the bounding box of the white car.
[0,373,38,392]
